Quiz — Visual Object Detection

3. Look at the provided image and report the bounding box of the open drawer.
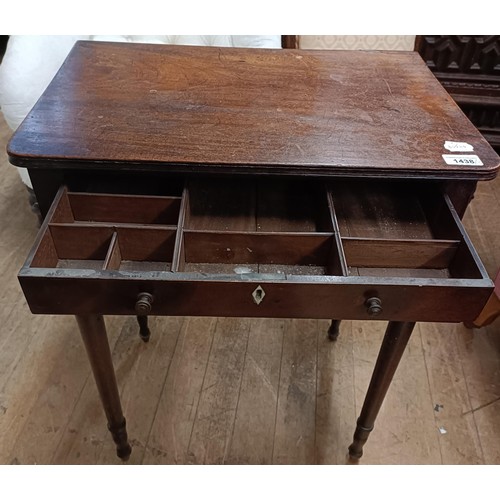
[19,178,493,323]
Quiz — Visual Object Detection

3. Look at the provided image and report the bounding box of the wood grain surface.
[7,41,499,179]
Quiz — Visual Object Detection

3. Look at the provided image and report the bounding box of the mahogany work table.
[8,41,500,462]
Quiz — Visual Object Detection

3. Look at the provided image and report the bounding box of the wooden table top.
[7,41,500,180]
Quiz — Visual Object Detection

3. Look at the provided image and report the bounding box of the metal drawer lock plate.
[252,286,266,305]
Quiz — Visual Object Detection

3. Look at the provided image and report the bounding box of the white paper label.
[444,141,474,152]
[442,154,483,166]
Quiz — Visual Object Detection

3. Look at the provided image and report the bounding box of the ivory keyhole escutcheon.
[252,286,265,305]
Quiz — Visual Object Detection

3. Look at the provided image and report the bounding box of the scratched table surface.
[7,41,499,180]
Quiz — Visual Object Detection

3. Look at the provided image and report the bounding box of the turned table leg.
[348,321,416,461]
[76,315,132,461]
[136,315,151,343]
[135,293,153,342]
[327,319,341,341]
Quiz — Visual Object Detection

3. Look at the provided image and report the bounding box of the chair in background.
[0,35,293,220]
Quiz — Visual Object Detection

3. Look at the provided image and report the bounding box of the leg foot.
[108,418,132,461]
[327,319,341,341]
[347,321,415,460]
[76,315,132,461]
[346,453,360,465]
[348,420,374,460]
[137,315,151,342]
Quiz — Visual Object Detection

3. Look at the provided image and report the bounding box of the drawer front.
[19,273,491,322]
[19,179,494,323]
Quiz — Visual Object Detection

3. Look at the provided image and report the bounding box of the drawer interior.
[186,178,332,232]
[178,178,342,276]
[180,232,338,276]
[51,191,181,226]
[27,179,485,281]
[30,189,180,272]
[329,180,481,279]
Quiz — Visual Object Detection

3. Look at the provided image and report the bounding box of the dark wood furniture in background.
[7,42,500,462]
[415,36,500,328]
[415,35,500,153]
[281,35,298,49]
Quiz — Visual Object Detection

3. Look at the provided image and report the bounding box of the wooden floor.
[1,115,500,465]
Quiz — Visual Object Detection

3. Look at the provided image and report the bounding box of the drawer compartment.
[33,225,115,270]
[27,188,179,273]
[104,228,177,272]
[330,180,481,280]
[19,180,493,322]
[186,178,333,232]
[51,190,182,226]
[176,178,345,276]
[180,232,338,276]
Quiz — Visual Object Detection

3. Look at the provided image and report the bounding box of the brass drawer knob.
[366,297,382,316]
[135,292,154,315]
